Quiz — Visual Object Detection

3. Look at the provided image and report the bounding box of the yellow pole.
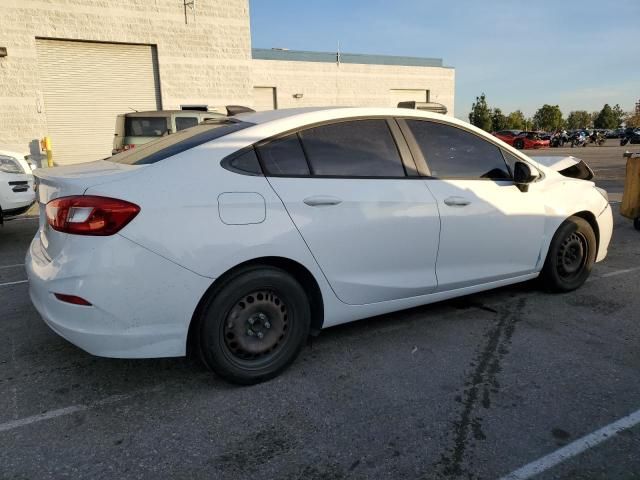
[41,136,53,167]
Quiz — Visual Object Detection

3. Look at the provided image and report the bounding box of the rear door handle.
[443,196,471,207]
[303,195,343,207]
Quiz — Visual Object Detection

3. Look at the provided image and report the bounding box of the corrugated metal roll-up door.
[36,39,161,165]
[253,87,277,111]
[389,89,429,108]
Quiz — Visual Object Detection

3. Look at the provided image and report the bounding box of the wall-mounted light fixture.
[293,93,303,99]
[0,47,7,58]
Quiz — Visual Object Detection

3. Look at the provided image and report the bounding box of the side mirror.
[513,161,537,192]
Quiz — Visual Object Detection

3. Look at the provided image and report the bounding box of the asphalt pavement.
[1,143,639,479]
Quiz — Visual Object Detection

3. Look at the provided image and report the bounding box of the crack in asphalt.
[432,298,526,479]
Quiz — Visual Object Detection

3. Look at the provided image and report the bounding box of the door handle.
[303,195,343,207]
[443,196,471,207]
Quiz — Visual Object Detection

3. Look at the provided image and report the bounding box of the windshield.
[108,120,253,165]
[125,117,169,137]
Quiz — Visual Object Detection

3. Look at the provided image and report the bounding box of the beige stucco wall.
[251,59,455,115]
[0,0,252,153]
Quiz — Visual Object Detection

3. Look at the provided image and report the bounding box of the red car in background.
[493,130,521,146]
[493,130,549,149]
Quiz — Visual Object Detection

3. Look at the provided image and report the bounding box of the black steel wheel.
[540,216,596,292]
[514,139,525,150]
[198,266,310,385]
[634,217,640,231]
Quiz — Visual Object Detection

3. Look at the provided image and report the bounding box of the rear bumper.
[595,204,613,263]
[0,175,35,216]
[26,232,212,358]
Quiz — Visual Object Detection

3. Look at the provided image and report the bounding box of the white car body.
[26,107,613,359]
[0,149,35,222]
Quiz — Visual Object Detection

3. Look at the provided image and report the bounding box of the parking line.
[499,407,640,480]
[600,267,640,278]
[0,280,28,287]
[0,387,163,433]
[0,264,24,270]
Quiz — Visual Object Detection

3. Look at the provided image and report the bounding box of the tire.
[514,139,524,150]
[197,266,310,385]
[634,217,640,231]
[540,216,596,292]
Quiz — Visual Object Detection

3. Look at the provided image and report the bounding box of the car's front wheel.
[514,139,524,149]
[540,216,596,292]
[198,266,310,385]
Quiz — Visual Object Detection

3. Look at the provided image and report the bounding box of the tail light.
[45,195,140,236]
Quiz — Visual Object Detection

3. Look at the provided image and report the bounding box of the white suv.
[0,149,35,223]
[26,108,613,384]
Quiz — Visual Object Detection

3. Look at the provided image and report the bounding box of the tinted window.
[125,117,168,137]
[108,121,252,165]
[175,117,199,131]
[405,120,510,180]
[501,150,521,176]
[299,120,405,177]
[257,134,310,176]
[225,148,263,175]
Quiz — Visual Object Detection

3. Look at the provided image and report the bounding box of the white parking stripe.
[0,280,28,287]
[0,264,24,270]
[600,267,640,278]
[499,407,640,480]
[0,388,163,433]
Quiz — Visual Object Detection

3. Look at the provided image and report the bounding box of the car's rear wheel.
[540,216,596,292]
[198,266,310,385]
[514,139,524,150]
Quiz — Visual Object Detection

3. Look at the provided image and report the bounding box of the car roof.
[0,149,27,159]
[124,110,224,117]
[234,106,463,127]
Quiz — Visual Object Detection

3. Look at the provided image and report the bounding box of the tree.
[505,110,525,130]
[627,112,640,128]
[566,111,592,129]
[468,93,493,132]
[533,104,563,131]
[491,108,508,131]
[612,104,625,127]
[594,104,618,129]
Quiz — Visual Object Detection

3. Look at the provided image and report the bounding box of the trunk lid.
[34,160,144,260]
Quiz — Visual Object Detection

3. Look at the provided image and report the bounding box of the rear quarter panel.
[84,127,343,320]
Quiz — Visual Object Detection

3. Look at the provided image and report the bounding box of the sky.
[249,0,639,120]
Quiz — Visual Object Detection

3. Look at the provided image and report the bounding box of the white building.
[0,0,455,165]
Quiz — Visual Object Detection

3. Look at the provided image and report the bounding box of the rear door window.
[257,134,310,176]
[125,117,168,137]
[299,120,405,177]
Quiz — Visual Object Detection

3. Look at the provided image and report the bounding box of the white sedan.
[0,149,35,223]
[26,108,613,384]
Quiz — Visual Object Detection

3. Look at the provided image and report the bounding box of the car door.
[260,118,441,305]
[399,118,546,291]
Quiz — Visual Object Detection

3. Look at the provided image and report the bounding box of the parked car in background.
[511,131,550,150]
[0,149,35,223]
[112,110,226,154]
[492,130,522,146]
[27,107,612,384]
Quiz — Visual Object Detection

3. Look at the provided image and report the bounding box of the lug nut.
[247,329,255,336]
[257,332,264,339]
[264,321,271,329]
[259,313,266,321]
[248,317,255,325]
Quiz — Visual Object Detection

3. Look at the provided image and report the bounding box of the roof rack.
[397,101,448,115]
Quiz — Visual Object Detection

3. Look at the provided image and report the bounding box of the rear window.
[108,121,253,165]
[125,117,168,137]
